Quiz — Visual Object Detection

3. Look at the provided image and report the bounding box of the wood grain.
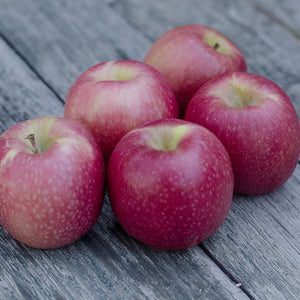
[0,202,249,300]
[0,39,63,130]
[203,165,300,299]
[251,0,300,36]
[0,0,299,299]
[0,0,150,99]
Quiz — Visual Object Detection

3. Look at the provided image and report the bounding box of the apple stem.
[25,133,40,154]
[213,42,220,50]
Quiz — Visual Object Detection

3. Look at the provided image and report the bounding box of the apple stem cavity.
[25,133,40,154]
[213,42,220,50]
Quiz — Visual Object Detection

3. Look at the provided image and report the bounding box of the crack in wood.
[0,29,65,106]
[254,4,300,41]
[199,244,255,300]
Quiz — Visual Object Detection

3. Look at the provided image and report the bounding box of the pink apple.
[108,119,233,250]
[185,72,300,195]
[64,60,178,162]
[144,24,247,117]
[0,116,105,248]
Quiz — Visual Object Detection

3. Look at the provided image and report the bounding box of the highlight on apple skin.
[108,119,234,250]
[0,117,105,249]
[144,24,247,117]
[185,72,300,195]
[64,60,179,163]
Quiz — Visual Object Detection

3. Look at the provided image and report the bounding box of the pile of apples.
[0,25,299,250]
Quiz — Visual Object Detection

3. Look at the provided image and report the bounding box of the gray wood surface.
[0,0,299,299]
[251,0,300,34]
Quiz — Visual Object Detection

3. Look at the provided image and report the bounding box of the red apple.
[108,119,233,250]
[0,116,105,248]
[144,24,247,117]
[64,60,178,162]
[185,72,300,195]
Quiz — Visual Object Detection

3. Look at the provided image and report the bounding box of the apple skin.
[185,72,300,195]
[0,116,105,249]
[144,24,247,117]
[108,119,233,250]
[64,60,178,163]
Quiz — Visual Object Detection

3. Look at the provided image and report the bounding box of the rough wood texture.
[0,0,299,299]
[0,0,149,99]
[203,165,300,299]
[0,41,63,129]
[1,201,249,300]
[251,0,300,34]
[248,0,300,118]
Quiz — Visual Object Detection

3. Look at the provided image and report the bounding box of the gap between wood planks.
[252,3,300,41]
[199,244,256,300]
[0,29,65,106]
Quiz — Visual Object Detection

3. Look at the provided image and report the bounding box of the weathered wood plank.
[203,164,300,300]
[0,21,248,300]
[0,199,249,300]
[0,0,150,99]
[0,38,63,128]
[251,0,300,35]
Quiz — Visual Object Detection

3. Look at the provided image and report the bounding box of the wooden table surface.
[0,0,299,299]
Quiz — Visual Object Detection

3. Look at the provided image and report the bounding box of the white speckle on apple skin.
[108,119,233,250]
[0,117,105,249]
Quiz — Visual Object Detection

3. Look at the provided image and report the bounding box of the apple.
[64,60,178,163]
[144,24,247,117]
[0,116,105,249]
[108,119,233,250]
[185,72,300,195]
